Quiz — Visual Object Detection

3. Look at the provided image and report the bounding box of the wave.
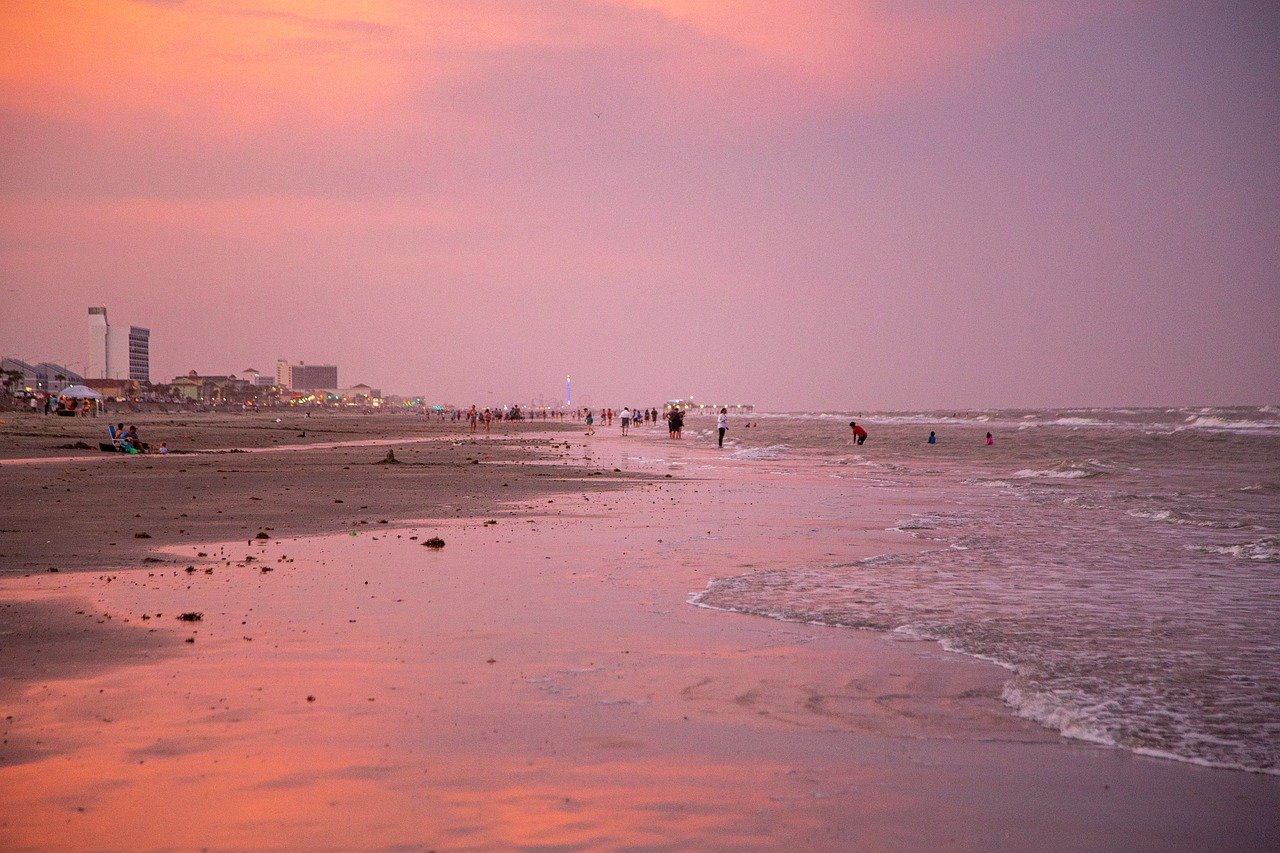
[1009,460,1112,480]
[1126,508,1250,529]
[892,513,964,531]
[729,444,790,460]
[692,574,1279,775]
[1185,536,1280,562]
[1178,416,1280,433]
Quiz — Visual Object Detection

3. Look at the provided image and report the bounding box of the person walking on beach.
[850,421,868,445]
[620,407,631,435]
[468,406,478,434]
[928,431,937,444]
[585,410,595,435]
[717,407,728,448]
[483,408,492,434]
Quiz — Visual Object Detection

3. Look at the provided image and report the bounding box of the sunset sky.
[2,1,1276,409]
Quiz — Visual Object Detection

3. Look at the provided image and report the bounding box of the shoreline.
[1,415,1277,848]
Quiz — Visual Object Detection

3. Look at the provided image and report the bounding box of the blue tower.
[566,375,571,407]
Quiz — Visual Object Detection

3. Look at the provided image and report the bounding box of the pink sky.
[1,0,1276,409]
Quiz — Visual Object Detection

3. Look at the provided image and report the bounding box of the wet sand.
[1,414,1277,849]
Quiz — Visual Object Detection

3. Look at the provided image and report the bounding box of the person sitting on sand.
[850,421,868,445]
[928,431,937,444]
[986,432,994,446]
[124,425,145,453]
[158,441,169,454]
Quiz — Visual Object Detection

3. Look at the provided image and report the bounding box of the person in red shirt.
[849,421,868,445]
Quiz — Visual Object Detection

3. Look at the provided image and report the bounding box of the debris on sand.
[177,612,203,621]
[376,450,400,464]
[134,532,152,538]
[423,537,446,549]
[254,531,270,540]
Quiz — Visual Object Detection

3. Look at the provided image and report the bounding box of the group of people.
[465,405,493,434]
[587,407,661,428]
[108,422,164,453]
[581,405,693,440]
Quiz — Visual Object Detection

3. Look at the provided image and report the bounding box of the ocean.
[685,406,1280,775]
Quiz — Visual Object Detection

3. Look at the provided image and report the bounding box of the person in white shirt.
[717,408,728,447]
[620,407,632,435]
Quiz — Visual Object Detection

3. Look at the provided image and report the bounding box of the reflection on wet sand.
[0,490,1023,849]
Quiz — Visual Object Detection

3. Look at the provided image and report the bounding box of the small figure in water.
[717,407,728,448]
[849,421,868,445]
[928,431,937,444]
[986,432,994,446]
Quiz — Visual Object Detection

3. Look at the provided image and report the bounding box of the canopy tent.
[57,384,103,399]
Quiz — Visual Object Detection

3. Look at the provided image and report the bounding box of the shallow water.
[689,406,1280,774]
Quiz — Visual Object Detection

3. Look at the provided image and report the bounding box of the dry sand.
[0,410,630,573]
[0,411,1277,849]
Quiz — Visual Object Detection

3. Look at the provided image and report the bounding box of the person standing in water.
[986,432,994,446]
[928,431,937,444]
[849,421,868,445]
[717,408,728,448]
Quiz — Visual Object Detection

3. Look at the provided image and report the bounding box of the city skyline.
[1,2,1276,409]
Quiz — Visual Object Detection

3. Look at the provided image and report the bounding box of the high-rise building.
[290,364,338,391]
[128,326,150,382]
[276,359,300,389]
[88,307,110,378]
[88,307,150,381]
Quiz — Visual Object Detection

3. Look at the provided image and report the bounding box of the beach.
[1,410,1278,849]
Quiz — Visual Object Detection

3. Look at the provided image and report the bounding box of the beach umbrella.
[57,384,104,399]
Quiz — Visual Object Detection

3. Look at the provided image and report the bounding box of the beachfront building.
[167,372,262,403]
[290,364,338,391]
[1,358,85,394]
[87,307,150,382]
[88,307,109,378]
[240,368,275,387]
[85,378,140,400]
[275,359,298,389]
[128,326,150,383]
[275,359,337,391]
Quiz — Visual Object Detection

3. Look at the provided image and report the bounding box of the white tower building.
[88,306,110,378]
